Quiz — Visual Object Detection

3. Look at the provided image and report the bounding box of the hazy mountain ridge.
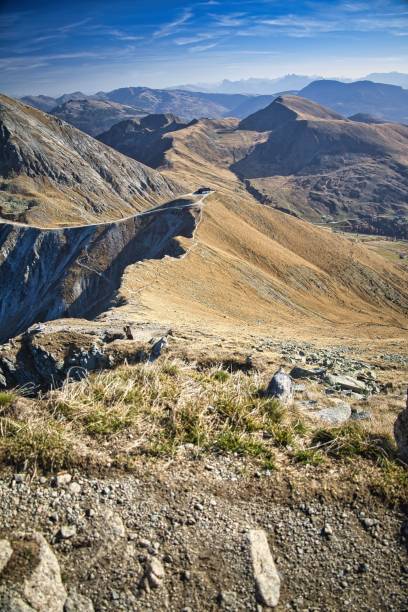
[51,98,146,136]
[299,80,408,124]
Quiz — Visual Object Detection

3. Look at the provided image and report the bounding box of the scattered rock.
[266,368,293,404]
[247,529,281,608]
[145,557,165,588]
[53,473,72,487]
[290,366,326,380]
[314,401,351,424]
[0,539,13,572]
[324,374,366,393]
[58,525,76,540]
[0,532,67,612]
[148,337,168,363]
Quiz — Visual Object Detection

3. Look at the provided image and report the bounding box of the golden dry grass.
[0,359,406,502]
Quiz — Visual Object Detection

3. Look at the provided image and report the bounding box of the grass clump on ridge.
[0,360,308,470]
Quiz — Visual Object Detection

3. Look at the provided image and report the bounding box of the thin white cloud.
[189,42,218,52]
[153,9,193,38]
[175,33,214,45]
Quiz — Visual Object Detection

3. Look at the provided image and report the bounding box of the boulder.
[266,368,293,404]
[290,365,325,380]
[0,531,67,612]
[394,391,408,462]
[314,401,351,424]
[324,374,366,393]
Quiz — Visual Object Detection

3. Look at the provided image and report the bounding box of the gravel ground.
[1,457,407,611]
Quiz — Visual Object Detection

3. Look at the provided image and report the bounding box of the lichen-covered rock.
[0,531,67,612]
[266,367,293,404]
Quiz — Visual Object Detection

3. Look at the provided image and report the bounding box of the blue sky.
[0,0,407,96]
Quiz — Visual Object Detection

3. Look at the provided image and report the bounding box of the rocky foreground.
[0,322,407,611]
[0,457,407,612]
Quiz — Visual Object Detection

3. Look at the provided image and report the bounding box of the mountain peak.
[239,94,343,131]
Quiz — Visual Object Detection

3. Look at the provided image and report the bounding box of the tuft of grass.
[0,360,316,471]
[0,416,75,470]
[0,391,15,408]
[293,448,325,466]
[212,370,230,383]
[311,422,392,461]
[370,458,408,504]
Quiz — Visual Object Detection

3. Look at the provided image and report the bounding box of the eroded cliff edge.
[0,197,200,343]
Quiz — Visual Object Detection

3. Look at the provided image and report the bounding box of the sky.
[0,0,407,96]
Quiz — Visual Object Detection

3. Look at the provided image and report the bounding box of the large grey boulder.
[0,532,67,612]
[394,391,408,463]
[266,367,293,404]
[325,374,366,393]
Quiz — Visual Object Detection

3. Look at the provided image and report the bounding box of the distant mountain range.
[169,74,325,94]
[170,72,408,94]
[19,77,408,131]
[21,88,254,122]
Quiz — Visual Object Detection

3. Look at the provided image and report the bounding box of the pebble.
[58,525,77,539]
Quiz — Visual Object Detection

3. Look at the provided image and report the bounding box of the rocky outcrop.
[0,198,199,343]
[0,319,170,391]
[98,114,190,167]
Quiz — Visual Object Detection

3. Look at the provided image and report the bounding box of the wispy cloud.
[189,42,218,52]
[211,12,250,27]
[153,8,193,38]
[175,33,214,45]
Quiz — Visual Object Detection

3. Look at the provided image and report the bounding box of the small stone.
[361,518,377,529]
[0,539,13,572]
[266,368,293,404]
[69,482,81,495]
[322,525,333,538]
[146,557,165,588]
[53,473,72,487]
[58,525,76,539]
[14,473,26,483]
[181,570,191,582]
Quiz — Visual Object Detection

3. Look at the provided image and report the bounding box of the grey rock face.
[266,368,293,404]
[0,532,67,612]
[394,392,408,462]
[0,199,199,344]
